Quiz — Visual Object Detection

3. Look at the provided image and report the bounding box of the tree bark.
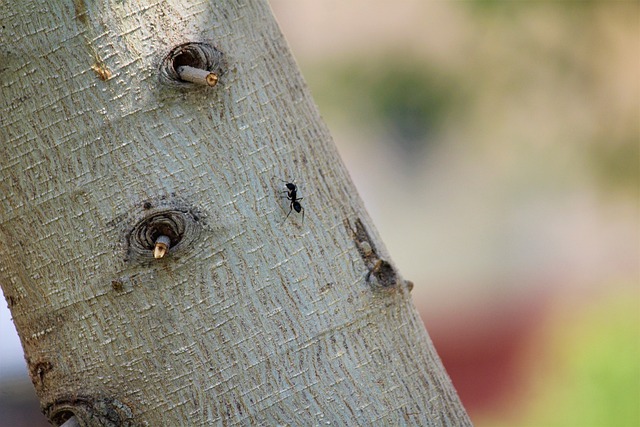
[0,0,470,425]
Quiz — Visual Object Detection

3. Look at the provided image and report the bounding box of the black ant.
[280,180,304,224]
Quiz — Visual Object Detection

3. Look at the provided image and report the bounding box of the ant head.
[285,183,297,191]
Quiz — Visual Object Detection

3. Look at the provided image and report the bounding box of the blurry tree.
[307,59,464,161]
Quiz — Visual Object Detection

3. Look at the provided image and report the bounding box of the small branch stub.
[347,218,405,292]
[125,201,205,263]
[176,65,218,87]
[46,395,137,427]
[153,235,171,259]
[159,42,226,88]
[60,416,80,427]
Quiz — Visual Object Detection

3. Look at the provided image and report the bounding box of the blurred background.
[1,1,638,426]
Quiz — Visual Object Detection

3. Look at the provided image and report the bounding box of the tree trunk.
[0,1,470,425]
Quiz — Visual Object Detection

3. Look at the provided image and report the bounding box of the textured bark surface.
[0,0,470,425]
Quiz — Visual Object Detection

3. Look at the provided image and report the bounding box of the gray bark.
[0,0,470,425]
